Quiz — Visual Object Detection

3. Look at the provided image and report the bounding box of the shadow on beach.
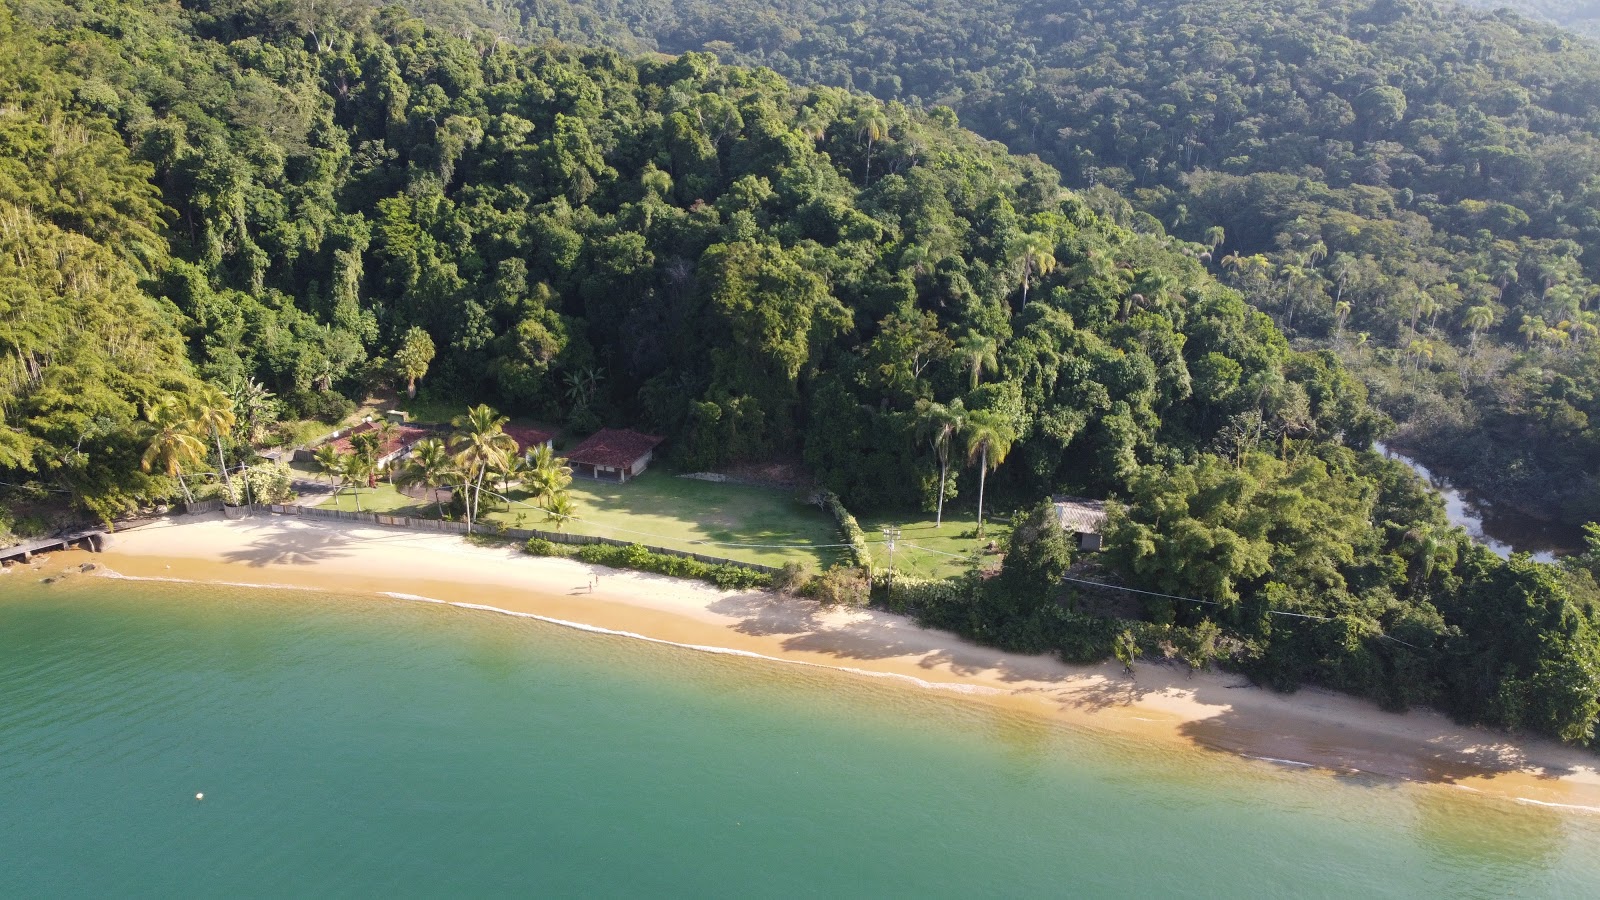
[707,592,1082,687]
[1174,687,1589,787]
[219,521,360,567]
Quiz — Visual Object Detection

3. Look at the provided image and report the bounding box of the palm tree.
[1203,225,1226,253]
[526,443,573,507]
[141,399,206,504]
[543,491,576,531]
[1520,314,1547,348]
[1402,525,1459,591]
[963,410,1015,536]
[1406,339,1435,371]
[955,331,998,392]
[350,430,383,490]
[450,404,516,533]
[372,419,401,484]
[497,452,532,498]
[337,452,369,512]
[858,108,889,185]
[1462,305,1495,354]
[312,445,343,488]
[915,398,965,528]
[394,438,457,517]
[1013,232,1057,307]
[189,386,238,497]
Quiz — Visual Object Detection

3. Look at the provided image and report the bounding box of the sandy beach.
[18,512,1600,809]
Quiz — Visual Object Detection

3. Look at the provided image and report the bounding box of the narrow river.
[1376,442,1584,563]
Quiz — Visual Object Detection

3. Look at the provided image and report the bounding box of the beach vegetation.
[802,565,872,608]
[572,542,772,590]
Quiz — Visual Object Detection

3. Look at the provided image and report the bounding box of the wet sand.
[20,512,1600,809]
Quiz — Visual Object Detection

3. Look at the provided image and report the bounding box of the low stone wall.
[260,504,781,575]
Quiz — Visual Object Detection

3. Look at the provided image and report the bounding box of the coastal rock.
[80,562,99,573]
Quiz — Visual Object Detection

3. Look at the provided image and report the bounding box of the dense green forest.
[507,0,1600,529]
[3,0,1600,744]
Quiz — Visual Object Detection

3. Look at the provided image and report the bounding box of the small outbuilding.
[1053,496,1109,552]
[503,425,555,461]
[566,428,664,483]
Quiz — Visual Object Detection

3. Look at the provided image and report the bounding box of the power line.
[1059,574,1425,650]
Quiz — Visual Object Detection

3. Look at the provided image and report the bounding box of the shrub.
[573,542,772,590]
[284,389,355,422]
[772,561,811,594]
[803,564,871,607]
[525,537,559,556]
[225,461,295,506]
[820,490,873,571]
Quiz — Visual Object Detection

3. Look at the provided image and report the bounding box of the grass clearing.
[858,510,1011,580]
[483,469,844,569]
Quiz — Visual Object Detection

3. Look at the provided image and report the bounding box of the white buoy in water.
[196,793,204,800]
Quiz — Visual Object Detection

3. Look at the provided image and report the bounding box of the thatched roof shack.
[567,429,664,483]
[1053,496,1108,551]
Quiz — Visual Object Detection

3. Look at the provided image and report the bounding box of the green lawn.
[858,510,1011,580]
[323,482,438,515]
[482,469,844,570]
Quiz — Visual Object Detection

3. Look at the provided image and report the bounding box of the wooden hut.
[1053,496,1109,551]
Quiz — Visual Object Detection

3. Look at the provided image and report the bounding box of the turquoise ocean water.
[4,578,1600,897]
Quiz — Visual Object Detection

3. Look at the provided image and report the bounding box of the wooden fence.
[259,504,781,574]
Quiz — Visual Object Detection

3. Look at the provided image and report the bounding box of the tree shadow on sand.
[219,522,359,567]
[707,592,1079,685]
[1173,684,1589,786]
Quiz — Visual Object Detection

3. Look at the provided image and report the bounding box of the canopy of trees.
[510,0,1600,525]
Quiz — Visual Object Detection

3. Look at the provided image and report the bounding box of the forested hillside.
[510,0,1600,528]
[1459,0,1600,39]
[4,0,1600,743]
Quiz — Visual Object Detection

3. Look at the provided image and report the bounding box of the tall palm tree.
[1462,305,1495,354]
[337,452,369,512]
[394,438,457,518]
[141,399,206,504]
[312,445,343,488]
[1014,232,1057,307]
[526,443,573,507]
[1203,225,1226,253]
[915,398,965,527]
[955,331,998,392]
[963,410,1015,536]
[858,108,889,185]
[189,386,238,497]
[350,430,383,489]
[450,404,515,533]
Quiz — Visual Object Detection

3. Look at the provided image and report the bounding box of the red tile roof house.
[502,425,555,461]
[328,422,434,470]
[565,429,664,483]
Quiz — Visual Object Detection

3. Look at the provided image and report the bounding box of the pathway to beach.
[41,512,1600,809]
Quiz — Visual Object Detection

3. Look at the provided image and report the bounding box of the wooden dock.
[0,529,108,565]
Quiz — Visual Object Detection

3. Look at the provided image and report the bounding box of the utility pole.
[880,525,901,595]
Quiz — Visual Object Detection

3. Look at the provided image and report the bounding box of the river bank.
[19,513,1600,809]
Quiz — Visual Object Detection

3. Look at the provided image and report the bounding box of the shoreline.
[16,513,1600,809]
